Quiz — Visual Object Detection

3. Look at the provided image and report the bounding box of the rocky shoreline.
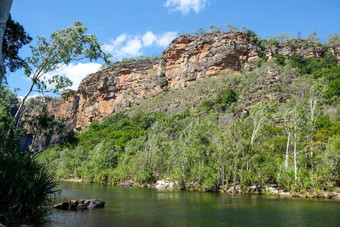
[61,179,340,200]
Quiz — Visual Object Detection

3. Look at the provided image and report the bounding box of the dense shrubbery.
[273,54,340,103]
[0,88,59,225]
[0,152,59,225]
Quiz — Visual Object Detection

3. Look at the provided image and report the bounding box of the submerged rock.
[88,199,105,208]
[53,202,69,210]
[54,199,105,210]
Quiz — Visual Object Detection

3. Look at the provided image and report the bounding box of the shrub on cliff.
[215,88,238,110]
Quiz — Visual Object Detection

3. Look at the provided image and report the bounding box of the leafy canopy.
[2,14,32,73]
[24,21,110,93]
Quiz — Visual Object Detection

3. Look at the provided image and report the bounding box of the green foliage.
[0,87,20,153]
[273,54,286,66]
[316,115,331,130]
[327,34,340,48]
[274,54,339,104]
[0,152,59,225]
[2,14,32,73]
[215,88,238,110]
[24,21,110,94]
[287,54,337,75]
[198,100,214,112]
[246,29,266,58]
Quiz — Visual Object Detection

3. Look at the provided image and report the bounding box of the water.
[48,182,340,226]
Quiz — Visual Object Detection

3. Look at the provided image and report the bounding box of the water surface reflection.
[48,182,340,226]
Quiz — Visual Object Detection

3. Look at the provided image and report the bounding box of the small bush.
[216,88,238,110]
[0,152,59,225]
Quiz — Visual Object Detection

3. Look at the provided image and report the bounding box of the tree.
[283,110,293,169]
[327,34,340,48]
[324,134,340,182]
[307,81,325,170]
[2,14,32,73]
[290,105,306,181]
[215,88,238,110]
[0,87,19,153]
[0,0,13,86]
[249,101,277,152]
[14,21,110,126]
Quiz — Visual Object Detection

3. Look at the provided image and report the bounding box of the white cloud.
[142,32,157,47]
[103,31,177,60]
[103,34,127,53]
[42,62,101,91]
[156,32,177,47]
[164,0,207,15]
[18,94,42,101]
[121,37,142,56]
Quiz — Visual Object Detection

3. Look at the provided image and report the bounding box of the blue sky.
[6,0,340,98]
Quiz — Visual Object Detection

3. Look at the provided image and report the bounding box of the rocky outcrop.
[265,39,326,60]
[54,199,105,210]
[22,31,340,152]
[238,66,296,113]
[119,180,134,187]
[155,179,175,190]
[161,32,260,88]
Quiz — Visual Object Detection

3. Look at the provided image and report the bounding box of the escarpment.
[21,31,340,153]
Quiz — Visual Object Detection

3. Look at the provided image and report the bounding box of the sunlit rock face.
[22,31,339,152]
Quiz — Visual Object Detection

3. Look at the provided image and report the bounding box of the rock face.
[161,32,260,88]
[21,31,340,152]
[155,179,175,190]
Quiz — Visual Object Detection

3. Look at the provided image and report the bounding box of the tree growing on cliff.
[14,21,110,126]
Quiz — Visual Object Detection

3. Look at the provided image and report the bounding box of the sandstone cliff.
[21,31,339,152]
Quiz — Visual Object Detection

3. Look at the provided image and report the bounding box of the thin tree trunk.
[14,80,35,127]
[310,138,314,171]
[294,132,297,181]
[285,132,290,169]
[0,0,13,86]
[221,165,225,186]
[233,149,239,185]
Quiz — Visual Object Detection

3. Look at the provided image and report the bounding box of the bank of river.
[49,182,340,226]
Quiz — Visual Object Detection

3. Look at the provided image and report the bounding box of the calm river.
[48,182,340,226]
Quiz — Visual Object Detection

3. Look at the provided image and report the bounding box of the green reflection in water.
[48,182,340,227]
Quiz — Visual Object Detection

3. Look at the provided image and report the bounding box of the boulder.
[54,199,105,210]
[155,180,175,190]
[88,199,105,208]
[119,180,134,187]
[53,202,69,210]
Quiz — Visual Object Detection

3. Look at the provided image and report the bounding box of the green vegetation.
[0,88,59,225]
[0,151,59,225]
[38,56,340,197]
[1,21,340,225]
[2,14,32,74]
[274,53,340,103]
[0,20,109,225]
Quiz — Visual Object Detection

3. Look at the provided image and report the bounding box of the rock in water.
[53,202,69,210]
[88,199,105,208]
[54,199,105,210]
